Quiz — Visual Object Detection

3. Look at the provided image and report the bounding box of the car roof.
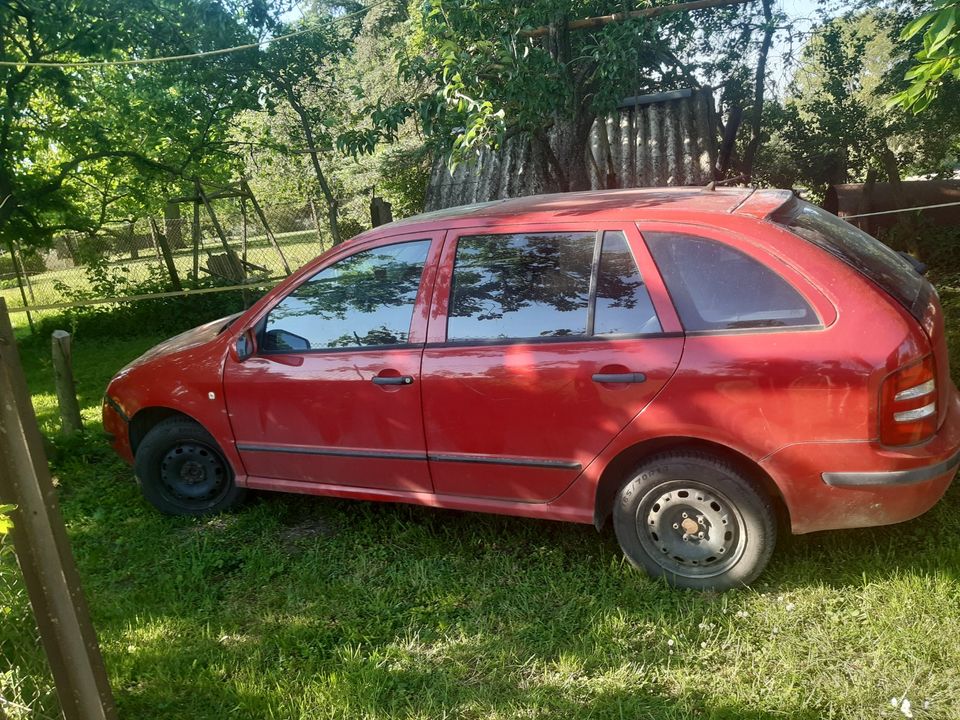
[351,187,794,244]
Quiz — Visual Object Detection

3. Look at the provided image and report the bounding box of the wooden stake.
[51,330,83,435]
[192,179,201,283]
[242,180,291,274]
[197,186,244,281]
[149,218,183,291]
[0,299,117,720]
[240,199,249,265]
[308,197,324,251]
[5,241,33,333]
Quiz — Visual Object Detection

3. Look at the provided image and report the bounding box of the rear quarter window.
[771,200,929,321]
[645,231,818,332]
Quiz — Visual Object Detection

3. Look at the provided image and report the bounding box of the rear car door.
[420,223,684,502]
[223,232,442,493]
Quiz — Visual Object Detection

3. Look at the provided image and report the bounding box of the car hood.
[121,312,243,372]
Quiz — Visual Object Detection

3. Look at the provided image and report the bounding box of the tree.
[397,0,758,192]
[242,1,424,241]
[756,9,960,196]
[893,0,960,113]
[0,0,280,250]
[257,15,358,245]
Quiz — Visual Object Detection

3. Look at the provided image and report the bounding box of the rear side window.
[646,232,817,332]
[773,200,927,320]
[594,231,661,335]
[447,232,595,341]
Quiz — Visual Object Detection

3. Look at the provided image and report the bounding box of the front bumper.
[762,387,960,534]
[102,396,134,464]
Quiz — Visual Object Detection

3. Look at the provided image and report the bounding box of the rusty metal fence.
[0,198,334,328]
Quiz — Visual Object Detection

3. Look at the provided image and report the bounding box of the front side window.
[645,232,817,332]
[261,240,430,352]
[447,232,595,341]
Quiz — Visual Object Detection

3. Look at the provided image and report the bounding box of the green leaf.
[926,9,957,54]
[902,11,937,40]
[0,504,16,536]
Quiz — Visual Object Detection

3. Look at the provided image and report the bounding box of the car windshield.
[772,199,928,320]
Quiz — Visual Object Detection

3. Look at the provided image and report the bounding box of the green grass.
[4,302,960,719]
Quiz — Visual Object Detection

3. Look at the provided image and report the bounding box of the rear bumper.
[762,387,960,534]
[822,448,960,487]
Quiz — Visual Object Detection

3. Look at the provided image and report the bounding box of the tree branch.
[519,0,755,38]
[39,151,183,197]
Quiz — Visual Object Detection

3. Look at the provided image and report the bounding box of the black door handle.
[372,375,414,386]
[592,372,647,384]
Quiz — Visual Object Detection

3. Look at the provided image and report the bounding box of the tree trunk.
[283,88,343,246]
[740,0,774,182]
[538,11,596,193]
[717,102,743,179]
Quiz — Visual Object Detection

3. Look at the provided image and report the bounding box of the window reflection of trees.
[265,241,429,350]
[449,233,595,338]
[597,232,644,311]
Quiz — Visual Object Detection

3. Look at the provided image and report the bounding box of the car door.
[420,223,684,502]
[223,232,443,493]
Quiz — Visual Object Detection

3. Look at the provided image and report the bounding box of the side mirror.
[235,330,255,361]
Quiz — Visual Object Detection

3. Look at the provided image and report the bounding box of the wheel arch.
[128,407,201,456]
[592,436,790,533]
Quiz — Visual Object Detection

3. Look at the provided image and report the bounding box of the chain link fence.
[1,541,58,719]
[0,197,337,328]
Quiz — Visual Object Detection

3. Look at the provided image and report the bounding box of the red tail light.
[880,355,937,446]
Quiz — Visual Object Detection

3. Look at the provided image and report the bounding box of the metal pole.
[0,298,117,720]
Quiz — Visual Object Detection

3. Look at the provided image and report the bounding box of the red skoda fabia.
[103,188,960,590]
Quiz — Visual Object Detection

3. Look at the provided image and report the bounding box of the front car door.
[223,232,443,493]
[420,223,684,502]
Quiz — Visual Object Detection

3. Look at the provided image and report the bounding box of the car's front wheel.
[613,452,776,591]
[134,417,245,516]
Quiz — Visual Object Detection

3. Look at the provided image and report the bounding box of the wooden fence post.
[6,240,34,334]
[0,299,117,720]
[370,196,393,228]
[149,218,183,291]
[192,180,202,284]
[197,187,244,277]
[308,197,324,250]
[51,330,83,435]
[242,180,291,275]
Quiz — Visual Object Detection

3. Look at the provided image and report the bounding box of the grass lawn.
[4,294,960,719]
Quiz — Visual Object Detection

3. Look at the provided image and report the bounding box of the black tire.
[613,452,776,591]
[134,417,245,516]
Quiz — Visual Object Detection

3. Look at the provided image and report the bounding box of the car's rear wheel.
[613,452,776,591]
[134,417,245,516]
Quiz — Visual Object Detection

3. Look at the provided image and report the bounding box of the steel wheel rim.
[635,480,746,579]
[158,441,228,508]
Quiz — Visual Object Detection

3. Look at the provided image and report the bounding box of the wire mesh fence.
[1,542,58,719]
[0,196,334,328]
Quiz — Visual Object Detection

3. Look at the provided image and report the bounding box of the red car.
[103,188,960,590]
